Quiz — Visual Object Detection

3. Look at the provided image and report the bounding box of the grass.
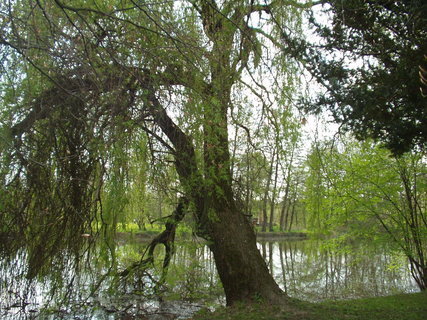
[116,222,309,237]
[116,222,195,238]
[193,292,427,320]
[116,222,164,233]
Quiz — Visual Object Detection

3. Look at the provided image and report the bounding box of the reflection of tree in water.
[116,235,223,304]
[0,234,118,317]
[271,240,417,301]
[168,241,223,303]
[0,238,418,318]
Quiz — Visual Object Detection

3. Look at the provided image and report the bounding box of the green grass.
[117,222,310,236]
[194,292,427,320]
[116,222,164,233]
[116,222,195,238]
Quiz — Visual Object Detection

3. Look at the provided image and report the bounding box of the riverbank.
[194,292,427,320]
[255,231,307,240]
[116,230,308,242]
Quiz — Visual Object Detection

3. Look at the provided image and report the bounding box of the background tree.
[285,0,427,154]
[303,136,427,290]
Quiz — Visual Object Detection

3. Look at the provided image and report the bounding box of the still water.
[0,236,419,319]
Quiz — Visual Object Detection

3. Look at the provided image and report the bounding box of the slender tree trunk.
[284,201,291,232]
[288,198,296,232]
[262,151,275,232]
[288,180,300,231]
[295,201,299,228]
[279,197,288,231]
[262,200,269,232]
[269,149,279,232]
[280,149,295,231]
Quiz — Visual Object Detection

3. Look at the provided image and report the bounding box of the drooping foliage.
[0,0,308,305]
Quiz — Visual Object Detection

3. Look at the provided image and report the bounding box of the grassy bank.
[194,292,427,320]
[117,223,309,240]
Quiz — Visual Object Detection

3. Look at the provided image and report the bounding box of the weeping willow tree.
[0,0,312,306]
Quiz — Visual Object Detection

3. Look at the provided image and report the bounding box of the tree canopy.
[287,0,427,154]
[0,0,426,313]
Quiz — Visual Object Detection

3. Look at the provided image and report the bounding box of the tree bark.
[207,204,285,304]
[189,1,287,304]
[141,79,285,305]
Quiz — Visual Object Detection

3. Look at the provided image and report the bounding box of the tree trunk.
[139,0,292,304]
[280,149,295,231]
[288,198,297,232]
[288,180,300,231]
[245,145,252,218]
[269,149,279,232]
[279,197,288,231]
[284,201,291,232]
[143,79,286,305]
[262,151,275,232]
[207,204,285,305]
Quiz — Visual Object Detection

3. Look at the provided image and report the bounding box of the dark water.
[0,236,419,319]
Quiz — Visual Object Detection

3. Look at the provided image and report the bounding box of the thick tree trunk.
[201,119,283,304]
[140,0,290,300]
[207,203,285,305]
[199,108,285,304]
[142,82,286,305]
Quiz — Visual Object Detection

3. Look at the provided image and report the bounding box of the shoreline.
[116,230,309,242]
[255,231,308,240]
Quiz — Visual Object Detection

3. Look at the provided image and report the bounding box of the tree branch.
[119,197,188,277]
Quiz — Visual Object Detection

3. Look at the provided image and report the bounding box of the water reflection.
[0,237,419,319]
[259,240,418,302]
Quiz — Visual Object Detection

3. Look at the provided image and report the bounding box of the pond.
[0,235,419,319]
